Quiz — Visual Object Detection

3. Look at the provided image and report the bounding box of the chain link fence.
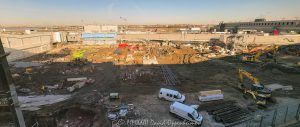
[235,103,300,127]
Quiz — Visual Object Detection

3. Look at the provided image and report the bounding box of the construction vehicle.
[69,50,88,66]
[241,45,279,63]
[238,69,273,106]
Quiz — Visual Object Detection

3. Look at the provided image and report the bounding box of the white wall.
[84,25,118,33]
[0,33,53,61]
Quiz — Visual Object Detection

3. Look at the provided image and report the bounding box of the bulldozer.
[238,69,274,106]
[241,45,279,63]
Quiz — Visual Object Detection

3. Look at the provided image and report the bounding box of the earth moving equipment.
[238,69,274,106]
[69,50,88,66]
[241,45,279,63]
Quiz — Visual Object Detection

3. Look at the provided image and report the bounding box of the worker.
[41,85,48,95]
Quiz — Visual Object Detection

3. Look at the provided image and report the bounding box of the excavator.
[241,45,279,63]
[69,50,88,66]
[238,69,274,106]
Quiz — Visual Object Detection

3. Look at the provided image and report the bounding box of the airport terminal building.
[216,18,300,34]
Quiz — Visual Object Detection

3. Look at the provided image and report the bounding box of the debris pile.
[107,104,136,121]
[121,68,156,83]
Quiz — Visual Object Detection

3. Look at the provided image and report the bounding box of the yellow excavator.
[241,45,279,63]
[238,69,273,106]
[69,50,88,66]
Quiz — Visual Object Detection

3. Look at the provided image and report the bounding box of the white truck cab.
[158,88,185,102]
[170,102,203,125]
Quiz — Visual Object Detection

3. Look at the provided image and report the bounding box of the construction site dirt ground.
[8,44,300,127]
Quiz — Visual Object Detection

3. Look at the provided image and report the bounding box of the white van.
[158,88,185,102]
[170,102,203,125]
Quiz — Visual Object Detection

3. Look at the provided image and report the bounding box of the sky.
[0,0,300,26]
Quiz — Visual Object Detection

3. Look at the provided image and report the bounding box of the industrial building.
[82,25,118,45]
[216,18,300,34]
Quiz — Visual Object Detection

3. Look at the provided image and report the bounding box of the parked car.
[170,102,203,125]
[158,88,185,102]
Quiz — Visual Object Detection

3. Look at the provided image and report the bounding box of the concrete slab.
[265,83,293,91]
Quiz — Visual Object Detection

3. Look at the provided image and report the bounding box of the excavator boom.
[238,69,260,85]
[241,45,279,63]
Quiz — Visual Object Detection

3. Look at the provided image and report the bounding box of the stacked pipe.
[160,65,180,85]
[201,101,251,126]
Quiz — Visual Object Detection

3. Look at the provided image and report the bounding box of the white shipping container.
[53,32,62,42]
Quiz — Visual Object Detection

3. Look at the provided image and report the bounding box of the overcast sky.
[1,0,300,26]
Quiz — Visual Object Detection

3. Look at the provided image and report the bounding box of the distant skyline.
[1,0,300,26]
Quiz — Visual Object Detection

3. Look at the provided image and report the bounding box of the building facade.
[216,19,300,34]
[82,25,118,45]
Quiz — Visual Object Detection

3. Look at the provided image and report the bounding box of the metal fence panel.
[235,103,300,127]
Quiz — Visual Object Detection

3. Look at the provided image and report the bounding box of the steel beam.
[0,39,26,127]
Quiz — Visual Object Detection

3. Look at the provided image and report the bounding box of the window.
[160,92,162,94]
[188,113,195,120]
[287,22,289,25]
[191,111,199,118]
[167,93,169,96]
[177,93,182,99]
[291,22,294,25]
[170,94,173,98]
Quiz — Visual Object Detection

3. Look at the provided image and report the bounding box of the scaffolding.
[0,38,26,127]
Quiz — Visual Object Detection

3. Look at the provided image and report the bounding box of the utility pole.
[0,38,26,127]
